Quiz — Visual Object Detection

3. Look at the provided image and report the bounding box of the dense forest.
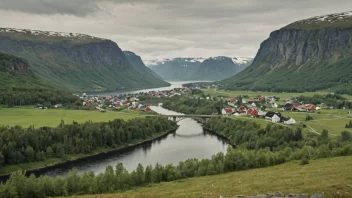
[0,117,176,167]
[162,91,222,115]
[0,52,79,106]
[0,117,351,197]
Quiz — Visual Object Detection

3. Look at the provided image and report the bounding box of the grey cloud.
[0,0,352,60]
[0,0,98,16]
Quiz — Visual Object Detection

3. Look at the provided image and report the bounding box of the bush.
[300,158,309,165]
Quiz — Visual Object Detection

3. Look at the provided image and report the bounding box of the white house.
[242,98,247,104]
[251,102,256,108]
[284,118,297,125]
[272,114,281,123]
[272,103,278,108]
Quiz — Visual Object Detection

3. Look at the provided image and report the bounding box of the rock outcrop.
[221,11,352,93]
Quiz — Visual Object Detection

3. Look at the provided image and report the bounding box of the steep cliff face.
[0,52,30,74]
[123,51,166,82]
[0,51,78,105]
[197,57,241,81]
[221,11,352,92]
[0,28,169,92]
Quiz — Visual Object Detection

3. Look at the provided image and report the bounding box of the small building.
[238,106,247,113]
[284,118,297,125]
[308,105,316,111]
[272,103,278,108]
[222,108,233,115]
[272,114,281,123]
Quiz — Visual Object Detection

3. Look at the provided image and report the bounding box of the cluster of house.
[79,88,191,112]
[222,95,296,125]
[282,102,319,112]
[80,93,152,112]
[148,87,192,97]
[227,96,279,108]
[221,106,296,124]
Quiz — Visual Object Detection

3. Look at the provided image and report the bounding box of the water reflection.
[42,100,229,177]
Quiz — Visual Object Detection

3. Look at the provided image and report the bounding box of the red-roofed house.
[222,108,233,115]
[251,109,259,116]
[308,105,316,111]
[247,109,253,115]
[238,106,247,113]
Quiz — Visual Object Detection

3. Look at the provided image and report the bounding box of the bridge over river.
[146,114,219,123]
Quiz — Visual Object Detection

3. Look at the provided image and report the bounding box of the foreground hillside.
[0,28,169,92]
[71,156,352,198]
[0,52,77,106]
[148,57,252,81]
[221,11,352,93]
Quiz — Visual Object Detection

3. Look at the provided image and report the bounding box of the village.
[78,87,193,112]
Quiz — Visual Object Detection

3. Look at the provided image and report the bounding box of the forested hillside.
[0,28,169,92]
[0,52,78,106]
[221,11,352,93]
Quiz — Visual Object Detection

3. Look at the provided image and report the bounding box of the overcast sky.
[0,0,351,60]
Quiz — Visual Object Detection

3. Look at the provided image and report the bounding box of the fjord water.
[44,106,229,176]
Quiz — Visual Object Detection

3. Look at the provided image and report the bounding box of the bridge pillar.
[203,117,208,123]
[173,116,176,122]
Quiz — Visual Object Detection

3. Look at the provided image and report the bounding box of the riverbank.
[0,126,179,180]
[203,127,237,148]
[73,156,352,198]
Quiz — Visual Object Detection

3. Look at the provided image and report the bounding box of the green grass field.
[203,89,352,136]
[0,106,143,128]
[69,156,352,198]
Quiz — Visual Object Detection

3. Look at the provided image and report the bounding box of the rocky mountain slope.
[123,51,165,81]
[0,52,77,105]
[0,28,169,92]
[221,11,352,93]
[147,57,252,81]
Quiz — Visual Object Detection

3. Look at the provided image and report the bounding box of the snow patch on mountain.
[0,27,103,40]
[291,11,352,25]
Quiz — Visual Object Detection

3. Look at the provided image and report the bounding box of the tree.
[46,147,53,158]
[24,146,35,162]
[341,131,351,142]
[136,164,145,186]
[145,165,152,184]
[321,129,329,139]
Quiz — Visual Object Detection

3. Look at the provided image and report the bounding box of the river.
[40,81,230,177]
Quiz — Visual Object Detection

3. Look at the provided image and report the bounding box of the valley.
[1,5,352,198]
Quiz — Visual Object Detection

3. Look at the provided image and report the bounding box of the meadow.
[0,106,143,128]
[202,89,352,136]
[69,156,352,198]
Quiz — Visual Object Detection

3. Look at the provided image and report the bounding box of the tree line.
[162,94,223,115]
[0,117,351,197]
[0,117,176,167]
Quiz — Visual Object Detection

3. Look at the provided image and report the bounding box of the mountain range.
[146,56,253,81]
[221,11,352,93]
[0,28,169,92]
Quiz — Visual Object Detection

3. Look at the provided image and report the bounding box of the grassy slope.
[69,156,352,198]
[0,106,143,128]
[202,89,352,136]
[221,57,352,92]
